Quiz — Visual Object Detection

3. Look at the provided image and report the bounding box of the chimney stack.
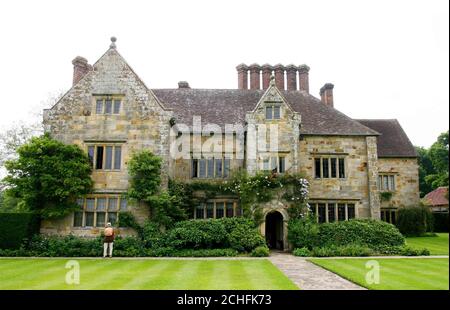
[273,64,285,90]
[261,64,273,90]
[298,64,310,93]
[178,81,190,89]
[236,64,248,90]
[320,83,334,107]
[249,64,261,90]
[286,64,297,91]
[72,56,92,86]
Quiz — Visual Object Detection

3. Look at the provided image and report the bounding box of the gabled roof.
[355,119,417,158]
[424,187,449,206]
[152,89,379,136]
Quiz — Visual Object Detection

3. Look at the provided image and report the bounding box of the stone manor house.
[41,38,419,250]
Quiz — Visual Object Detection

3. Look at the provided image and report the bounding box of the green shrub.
[113,236,146,257]
[397,206,434,236]
[0,213,40,249]
[163,218,264,253]
[27,235,102,257]
[310,245,373,257]
[228,224,265,252]
[370,245,430,256]
[398,246,430,256]
[293,247,311,257]
[432,213,449,232]
[141,221,164,248]
[318,219,405,248]
[288,217,319,249]
[165,219,228,249]
[250,246,270,257]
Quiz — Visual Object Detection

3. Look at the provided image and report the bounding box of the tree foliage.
[1,134,93,218]
[416,131,449,196]
[127,150,188,228]
[127,150,162,201]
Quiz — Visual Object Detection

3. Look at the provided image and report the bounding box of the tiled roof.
[424,187,449,206]
[152,89,379,136]
[355,119,417,158]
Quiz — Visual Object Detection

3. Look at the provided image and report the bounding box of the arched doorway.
[265,211,284,250]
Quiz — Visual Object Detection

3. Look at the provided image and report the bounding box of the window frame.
[313,156,346,179]
[73,195,127,228]
[378,173,396,192]
[191,156,231,179]
[87,144,123,171]
[265,105,281,120]
[310,201,357,223]
[94,96,122,115]
[193,200,240,219]
[261,155,287,173]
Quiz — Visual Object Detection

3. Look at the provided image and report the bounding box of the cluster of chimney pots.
[236,63,334,107]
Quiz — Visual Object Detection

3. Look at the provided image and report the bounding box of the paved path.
[269,252,366,290]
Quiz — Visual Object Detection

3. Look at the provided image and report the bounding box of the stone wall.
[298,135,377,219]
[378,157,420,208]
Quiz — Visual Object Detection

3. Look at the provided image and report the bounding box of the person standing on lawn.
[103,222,115,258]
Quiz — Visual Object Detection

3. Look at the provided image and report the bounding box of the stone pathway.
[269,252,366,290]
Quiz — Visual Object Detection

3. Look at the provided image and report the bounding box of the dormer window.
[95,96,122,114]
[266,105,281,120]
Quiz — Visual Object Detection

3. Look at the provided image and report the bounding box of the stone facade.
[40,40,419,248]
[377,158,420,208]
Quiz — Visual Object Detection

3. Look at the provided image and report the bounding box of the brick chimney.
[320,83,334,107]
[249,64,261,90]
[298,64,310,93]
[72,56,92,86]
[261,64,273,90]
[273,64,285,90]
[236,64,248,90]
[286,64,297,91]
[178,81,190,89]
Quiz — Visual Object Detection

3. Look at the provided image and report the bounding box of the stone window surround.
[193,200,241,219]
[86,142,123,171]
[381,208,397,224]
[265,104,282,120]
[378,173,397,192]
[312,153,347,179]
[309,200,358,223]
[191,156,231,179]
[259,153,287,173]
[73,194,128,228]
[93,94,124,115]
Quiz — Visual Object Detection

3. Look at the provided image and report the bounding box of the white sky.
[0,0,448,148]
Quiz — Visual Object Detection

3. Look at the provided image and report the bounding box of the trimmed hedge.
[162,218,265,252]
[0,217,265,257]
[0,213,40,249]
[288,218,405,250]
[397,206,434,236]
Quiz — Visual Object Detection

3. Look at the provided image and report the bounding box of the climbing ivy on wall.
[171,170,310,224]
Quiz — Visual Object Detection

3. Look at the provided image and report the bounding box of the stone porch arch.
[260,202,289,251]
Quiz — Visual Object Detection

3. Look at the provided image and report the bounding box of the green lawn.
[405,233,449,255]
[0,258,298,290]
[310,258,449,290]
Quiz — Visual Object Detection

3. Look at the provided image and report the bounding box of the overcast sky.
[0,0,448,147]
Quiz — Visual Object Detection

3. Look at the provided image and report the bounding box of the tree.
[1,134,93,218]
[416,146,435,197]
[426,131,449,189]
